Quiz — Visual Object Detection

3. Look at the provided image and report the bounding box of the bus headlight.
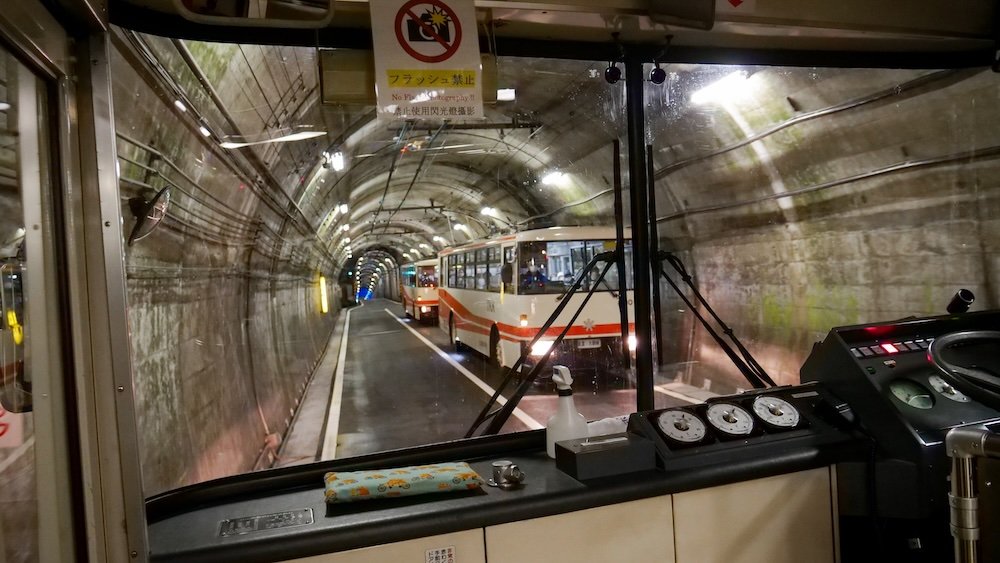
[530,340,554,356]
[519,314,529,327]
[420,306,431,313]
[627,334,637,351]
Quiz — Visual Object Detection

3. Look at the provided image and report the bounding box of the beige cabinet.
[284,529,486,563]
[485,495,675,563]
[672,467,836,563]
[281,468,836,563]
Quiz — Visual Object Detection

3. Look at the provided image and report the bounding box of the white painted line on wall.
[385,308,544,430]
[653,385,703,404]
[321,307,353,460]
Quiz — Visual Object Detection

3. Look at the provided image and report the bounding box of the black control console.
[627,383,863,475]
[801,309,1000,562]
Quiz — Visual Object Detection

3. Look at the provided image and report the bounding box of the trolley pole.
[625,53,655,411]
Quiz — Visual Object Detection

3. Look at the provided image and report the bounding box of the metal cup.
[488,460,525,489]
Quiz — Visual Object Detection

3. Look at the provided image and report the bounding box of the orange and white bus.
[399,258,440,322]
[438,226,634,375]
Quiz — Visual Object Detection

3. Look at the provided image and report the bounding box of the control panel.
[627,383,859,472]
[800,309,1000,562]
[802,310,1000,460]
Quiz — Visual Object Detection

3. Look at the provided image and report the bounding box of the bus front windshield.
[518,240,633,294]
[418,266,438,287]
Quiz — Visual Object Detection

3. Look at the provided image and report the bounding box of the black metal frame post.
[657,250,775,389]
[613,139,631,370]
[646,144,663,366]
[625,54,655,411]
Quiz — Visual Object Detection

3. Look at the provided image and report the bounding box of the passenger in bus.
[521,263,548,291]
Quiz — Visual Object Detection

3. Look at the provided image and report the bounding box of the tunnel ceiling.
[110,0,997,294]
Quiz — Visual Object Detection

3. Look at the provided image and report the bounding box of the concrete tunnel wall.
[112,40,341,495]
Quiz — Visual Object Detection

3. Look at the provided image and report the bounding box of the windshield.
[518,240,633,295]
[418,266,437,287]
[107,32,1000,501]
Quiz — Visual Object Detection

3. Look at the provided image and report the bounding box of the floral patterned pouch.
[324,462,484,504]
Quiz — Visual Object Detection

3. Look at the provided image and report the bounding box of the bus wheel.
[489,326,504,370]
[404,302,412,318]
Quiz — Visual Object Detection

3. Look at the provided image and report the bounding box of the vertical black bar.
[612,139,630,370]
[625,54,654,412]
[646,144,663,366]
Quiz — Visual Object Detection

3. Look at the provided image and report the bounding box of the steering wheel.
[928,330,1000,409]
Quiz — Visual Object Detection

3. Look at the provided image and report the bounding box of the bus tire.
[489,326,504,370]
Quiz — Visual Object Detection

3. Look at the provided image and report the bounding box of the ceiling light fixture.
[691,71,749,105]
[497,88,516,102]
[542,171,567,186]
[174,100,188,112]
[198,126,212,137]
[220,130,327,149]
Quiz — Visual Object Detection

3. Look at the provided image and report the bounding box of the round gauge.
[752,396,801,429]
[889,379,935,409]
[655,410,707,444]
[705,403,755,437]
[927,375,971,403]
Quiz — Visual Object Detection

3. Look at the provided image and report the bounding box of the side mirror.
[172,0,334,28]
[501,263,513,285]
[128,187,170,246]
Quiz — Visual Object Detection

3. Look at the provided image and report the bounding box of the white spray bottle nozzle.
[552,365,573,390]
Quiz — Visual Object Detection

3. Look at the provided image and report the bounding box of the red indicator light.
[880,343,899,354]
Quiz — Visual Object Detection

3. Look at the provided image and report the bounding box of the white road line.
[0,436,34,474]
[653,385,704,404]
[384,308,544,430]
[321,307,353,460]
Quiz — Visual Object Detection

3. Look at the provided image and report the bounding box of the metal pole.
[951,456,979,563]
[646,144,663,366]
[625,53,655,411]
[612,140,630,370]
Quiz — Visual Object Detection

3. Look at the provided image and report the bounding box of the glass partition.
[0,43,55,563]
[645,64,1000,407]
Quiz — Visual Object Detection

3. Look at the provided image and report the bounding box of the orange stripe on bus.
[439,290,632,341]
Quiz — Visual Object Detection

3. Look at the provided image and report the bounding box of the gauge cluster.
[626,383,853,470]
[639,391,806,449]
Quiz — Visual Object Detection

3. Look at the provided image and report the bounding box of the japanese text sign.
[370,0,483,120]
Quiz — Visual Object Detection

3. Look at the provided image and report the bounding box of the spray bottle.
[546,365,589,458]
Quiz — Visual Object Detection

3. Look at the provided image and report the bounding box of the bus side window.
[487,246,501,292]
[475,248,488,291]
[502,246,515,292]
[464,252,475,290]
